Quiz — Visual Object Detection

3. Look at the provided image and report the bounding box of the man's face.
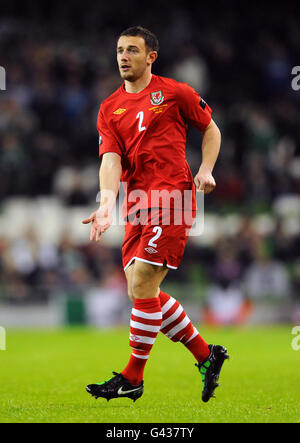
[117,35,152,82]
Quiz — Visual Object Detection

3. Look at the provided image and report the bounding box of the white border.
[123,256,177,271]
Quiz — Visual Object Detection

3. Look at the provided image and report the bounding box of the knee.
[131,268,156,299]
[125,265,135,302]
[131,273,146,297]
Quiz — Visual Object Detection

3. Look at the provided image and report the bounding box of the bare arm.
[98,152,122,211]
[82,152,122,241]
[194,119,221,193]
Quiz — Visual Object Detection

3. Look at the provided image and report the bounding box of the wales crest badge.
[150,90,164,105]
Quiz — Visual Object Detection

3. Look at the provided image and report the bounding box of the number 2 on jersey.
[136,111,146,132]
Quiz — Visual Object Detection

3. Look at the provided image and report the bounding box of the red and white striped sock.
[159,290,210,362]
[121,297,162,385]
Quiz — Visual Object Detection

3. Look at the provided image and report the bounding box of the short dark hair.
[119,26,159,52]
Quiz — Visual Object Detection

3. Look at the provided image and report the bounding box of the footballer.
[82,26,229,403]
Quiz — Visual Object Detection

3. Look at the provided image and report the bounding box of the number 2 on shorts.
[148,226,162,248]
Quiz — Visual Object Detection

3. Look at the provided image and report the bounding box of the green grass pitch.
[0,325,299,423]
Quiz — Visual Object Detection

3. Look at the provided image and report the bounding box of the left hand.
[194,164,216,194]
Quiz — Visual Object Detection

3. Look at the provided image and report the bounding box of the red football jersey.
[97,74,212,217]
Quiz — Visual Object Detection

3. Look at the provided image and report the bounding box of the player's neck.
[124,72,153,94]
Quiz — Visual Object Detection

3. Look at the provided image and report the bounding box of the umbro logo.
[113,108,126,115]
[130,334,140,342]
[144,247,158,254]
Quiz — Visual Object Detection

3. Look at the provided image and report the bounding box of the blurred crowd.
[0,1,300,323]
[0,215,300,324]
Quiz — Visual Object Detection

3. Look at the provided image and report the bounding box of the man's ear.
[147,51,158,66]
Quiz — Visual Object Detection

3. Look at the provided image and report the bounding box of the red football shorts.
[122,208,195,271]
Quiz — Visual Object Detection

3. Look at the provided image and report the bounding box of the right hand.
[82,206,113,242]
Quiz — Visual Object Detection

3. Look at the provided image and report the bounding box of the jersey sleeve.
[97,106,122,158]
[176,82,212,132]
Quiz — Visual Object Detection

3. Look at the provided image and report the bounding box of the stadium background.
[0,0,300,329]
